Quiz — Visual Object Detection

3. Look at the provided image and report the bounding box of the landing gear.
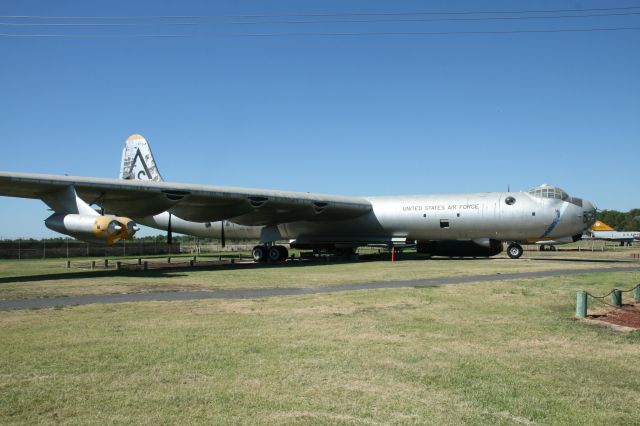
[252,245,288,262]
[268,245,288,262]
[335,247,356,258]
[252,245,268,262]
[507,243,523,259]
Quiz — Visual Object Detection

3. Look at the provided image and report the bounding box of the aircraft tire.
[277,245,289,261]
[507,243,523,259]
[252,245,268,262]
[268,245,286,262]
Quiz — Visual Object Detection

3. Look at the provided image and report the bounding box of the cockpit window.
[527,184,569,201]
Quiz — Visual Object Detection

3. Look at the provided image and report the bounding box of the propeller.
[167,212,173,245]
[221,220,226,248]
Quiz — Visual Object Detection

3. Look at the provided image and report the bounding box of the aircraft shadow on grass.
[0,255,631,285]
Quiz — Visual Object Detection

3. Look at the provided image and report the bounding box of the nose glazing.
[582,199,597,227]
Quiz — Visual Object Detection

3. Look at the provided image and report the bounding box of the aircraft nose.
[582,199,597,227]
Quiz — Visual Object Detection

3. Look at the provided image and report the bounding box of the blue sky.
[0,0,639,238]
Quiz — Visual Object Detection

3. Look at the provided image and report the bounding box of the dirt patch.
[588,300,640,329]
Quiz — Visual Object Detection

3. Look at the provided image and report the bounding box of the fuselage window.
[440,220,450,229]
[505,196,516,205]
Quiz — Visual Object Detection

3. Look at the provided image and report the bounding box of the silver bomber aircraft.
[0,135,597,261]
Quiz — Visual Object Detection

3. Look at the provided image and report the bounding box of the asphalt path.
[1,266,638,311]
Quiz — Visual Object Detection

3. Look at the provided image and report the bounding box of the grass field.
[1,256,639,424]
[1,250,639,301]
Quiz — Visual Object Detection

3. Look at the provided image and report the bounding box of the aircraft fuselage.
[139,189,595,248]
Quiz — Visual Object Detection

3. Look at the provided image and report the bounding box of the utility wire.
[4,11,639,29]
[0,22,195,27]
[235,5,640,18]
[2,5,640,20]
[3,26,640,38]
[233,27,640,37]
[232,11,640,25]
[0,33,186,38]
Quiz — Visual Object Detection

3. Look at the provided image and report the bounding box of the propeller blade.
[221,220,226,248]
[167,213,173,245]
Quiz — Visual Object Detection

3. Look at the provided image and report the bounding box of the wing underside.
[0,172,372,226]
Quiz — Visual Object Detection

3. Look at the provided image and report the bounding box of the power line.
[2,26,640,38]
[233,11,640,25]
[0,22,195,27]
[1,5,640,20]
[3,10,638,29]
[235,27,640,37]
[235,6,640,18]
[0,33,186,38]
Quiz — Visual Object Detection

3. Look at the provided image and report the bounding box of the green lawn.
[1,253,638,301]
[1,267,639,424]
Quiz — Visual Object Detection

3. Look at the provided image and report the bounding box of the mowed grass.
[1,270,639,424]
[0,253,638,300]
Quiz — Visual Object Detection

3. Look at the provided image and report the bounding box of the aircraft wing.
[0,172,372,226]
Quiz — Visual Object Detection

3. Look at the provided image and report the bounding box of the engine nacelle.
[44,214,139,245]
[417,239,503,258]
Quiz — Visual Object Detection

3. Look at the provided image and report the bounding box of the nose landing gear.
[507,243,524,259]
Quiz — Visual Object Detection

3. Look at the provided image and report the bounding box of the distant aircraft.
[0,134,597,261]
[583,220,639,246]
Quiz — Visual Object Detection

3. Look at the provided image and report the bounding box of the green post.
[104,259,108,268]
[168,257,171,264]
[138,258,142,265]
[611,289,622,307]
[634,285,640,301]
[143,261,148,271]
[66,260,71,269]
[576,291,587,318]
[91,260,95,269]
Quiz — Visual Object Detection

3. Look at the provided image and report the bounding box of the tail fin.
[592,220,614,231]
[119,134,163,182]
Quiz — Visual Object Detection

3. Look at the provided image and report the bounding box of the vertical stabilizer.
[120,134,164,182]
[591,221,614,231]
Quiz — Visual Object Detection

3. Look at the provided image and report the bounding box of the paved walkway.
[1,266,638,310]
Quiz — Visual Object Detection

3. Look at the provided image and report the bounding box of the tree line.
[597,209,640,231]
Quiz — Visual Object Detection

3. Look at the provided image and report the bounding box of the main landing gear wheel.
[268,245,288,262]
[252,245,268,262]
[507,243,524,259]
